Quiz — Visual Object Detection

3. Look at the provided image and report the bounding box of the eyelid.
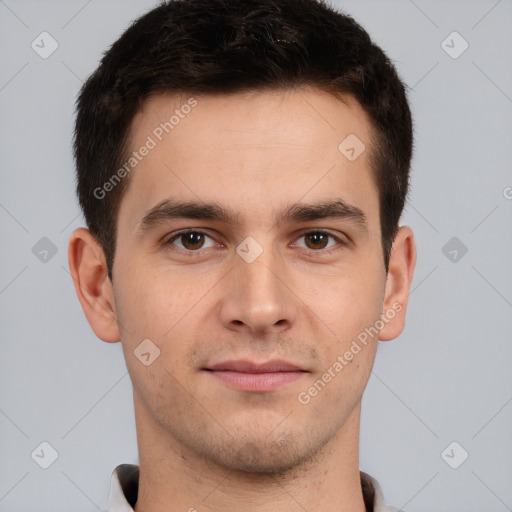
[162,229,220,251]
[291,229,350,251]
[162,228,350,253]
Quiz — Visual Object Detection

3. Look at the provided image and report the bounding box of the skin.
[68,86,416,512]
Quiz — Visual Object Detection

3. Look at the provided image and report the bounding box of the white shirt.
[103,464,403,512]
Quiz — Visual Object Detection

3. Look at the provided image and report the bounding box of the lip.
[204,359,307,392]
[208,359,304,373]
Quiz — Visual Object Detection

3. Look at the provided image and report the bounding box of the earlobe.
[378,226,417,341]
[67,227,121,343]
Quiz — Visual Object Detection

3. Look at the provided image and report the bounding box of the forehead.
[119,87,379,229]
[129,87,372,150]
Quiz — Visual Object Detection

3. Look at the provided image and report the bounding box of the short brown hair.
[74,0,413,280]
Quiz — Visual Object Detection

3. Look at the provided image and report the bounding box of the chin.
[203,429,323,476]
[218,446,307,475]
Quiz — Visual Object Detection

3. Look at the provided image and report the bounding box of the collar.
[104,464,402,512]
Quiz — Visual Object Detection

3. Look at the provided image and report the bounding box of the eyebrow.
[135,197,368,235]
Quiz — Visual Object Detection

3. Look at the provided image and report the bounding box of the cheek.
[307,273,383,401]
[311,284,381,403]
[113,263,210,382]
[316,267,384,341]
[114,277,194,413]
[114,260,193,337]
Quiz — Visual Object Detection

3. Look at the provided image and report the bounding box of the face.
[110,87,390,474]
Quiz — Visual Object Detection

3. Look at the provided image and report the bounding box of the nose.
[217,247,297,336]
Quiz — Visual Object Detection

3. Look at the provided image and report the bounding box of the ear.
[378,225,417,341]
[68,227,121,343]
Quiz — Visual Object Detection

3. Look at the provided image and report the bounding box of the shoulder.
[361,471,404,512]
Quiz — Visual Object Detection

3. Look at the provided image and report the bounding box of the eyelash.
[162,229,348,255]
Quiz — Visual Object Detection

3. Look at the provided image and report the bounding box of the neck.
[133,398,367,512]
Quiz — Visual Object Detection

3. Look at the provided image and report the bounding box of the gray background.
[1,0,511,510]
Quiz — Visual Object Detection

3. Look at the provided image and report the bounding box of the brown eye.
[180,232,205,250]
[293,231,345,253]
[304,232,329,249]
[165,230,216,251]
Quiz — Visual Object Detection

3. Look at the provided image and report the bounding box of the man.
[68,0,416,510]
